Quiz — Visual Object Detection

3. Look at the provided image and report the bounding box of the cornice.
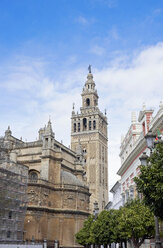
[19,159,41,164]
[40,154,63,162]
[81,91,98,98]
[27,206,90,216]
[28,182,90,196]
[71,130,107,141]
[61,164,74,172]
[117,136,146,176]
[71,108,107,123]
[71,130,98,136]
[17,152,42,157]
[54,140,76,157]
[15,141,42,149]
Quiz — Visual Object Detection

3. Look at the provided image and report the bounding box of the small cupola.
[83,65,96,92]
[81,66,99,108]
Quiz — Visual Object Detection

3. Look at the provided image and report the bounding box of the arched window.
[86,98,90,106]
[78,123,80,132]
[74,123,76,132]
[8,211,12,219]
[93,120,96,130]
[45,138,48,147]
[83,118,87,131]
[89,121,91,130]
[29,171,38,182]
[83,148,87,154]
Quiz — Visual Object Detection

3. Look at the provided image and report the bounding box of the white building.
[110,181,123,209]
[117,102,163,204]
[116,103,163,248]
[105,181,122,210]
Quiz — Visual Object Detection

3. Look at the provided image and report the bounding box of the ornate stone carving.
[28,190,39,205]
[63,192,76,209]
[28,187,49,207]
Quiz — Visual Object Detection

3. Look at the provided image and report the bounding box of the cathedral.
[0,68,108,247]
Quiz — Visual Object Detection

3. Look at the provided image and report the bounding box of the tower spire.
[81,66,98,108]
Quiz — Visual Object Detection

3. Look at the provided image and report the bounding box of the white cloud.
[153,8,162,16]
[76,16,89,25]
[93,42,163,188]
[106,0,118,8]
[90,45,105,56]
[95,0,118,8]
[0,42,163,195]
[109,27,120,40]
[0,56,45,91]
[75,16,96,27]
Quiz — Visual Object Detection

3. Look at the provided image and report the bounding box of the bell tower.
[71,66,108,212]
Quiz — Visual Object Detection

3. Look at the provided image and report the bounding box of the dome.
[61,170,84,187]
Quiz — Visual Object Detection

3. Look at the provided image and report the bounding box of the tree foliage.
[118,199,155,248]
[134,143,163,219]
[75,215,94,246]
[90,210,117,246]
[75,200,154,248]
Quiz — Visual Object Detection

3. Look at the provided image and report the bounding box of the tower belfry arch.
[71,67,108,212]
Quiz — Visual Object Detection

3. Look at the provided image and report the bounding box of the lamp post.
[93,201,99,219]
[139,130,161,248]
[145,130,156,152]
[92,201,99,248]
[139,152,148,166]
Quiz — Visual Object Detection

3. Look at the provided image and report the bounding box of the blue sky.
[1,0,163,66]
[0,0,163,191]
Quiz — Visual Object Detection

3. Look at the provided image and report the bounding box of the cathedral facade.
[0,69,108,247]
[1,122,90,247]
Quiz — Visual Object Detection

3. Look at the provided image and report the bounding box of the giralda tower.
[71,67,108,212]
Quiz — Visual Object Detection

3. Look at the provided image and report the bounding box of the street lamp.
[139,152,148,166]
[139,130,161,248]
[145,130,156,152]
[92,201,99,248]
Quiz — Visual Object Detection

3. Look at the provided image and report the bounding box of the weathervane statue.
[88,64,91,73]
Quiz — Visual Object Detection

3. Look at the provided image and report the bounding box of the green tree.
[90,210,115,247]
[111,209,128,248]
[134,143,163,220]
[118,199,155,248]
[75,215,94,246]
[76,201,155,248]
[90,209,128,248]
